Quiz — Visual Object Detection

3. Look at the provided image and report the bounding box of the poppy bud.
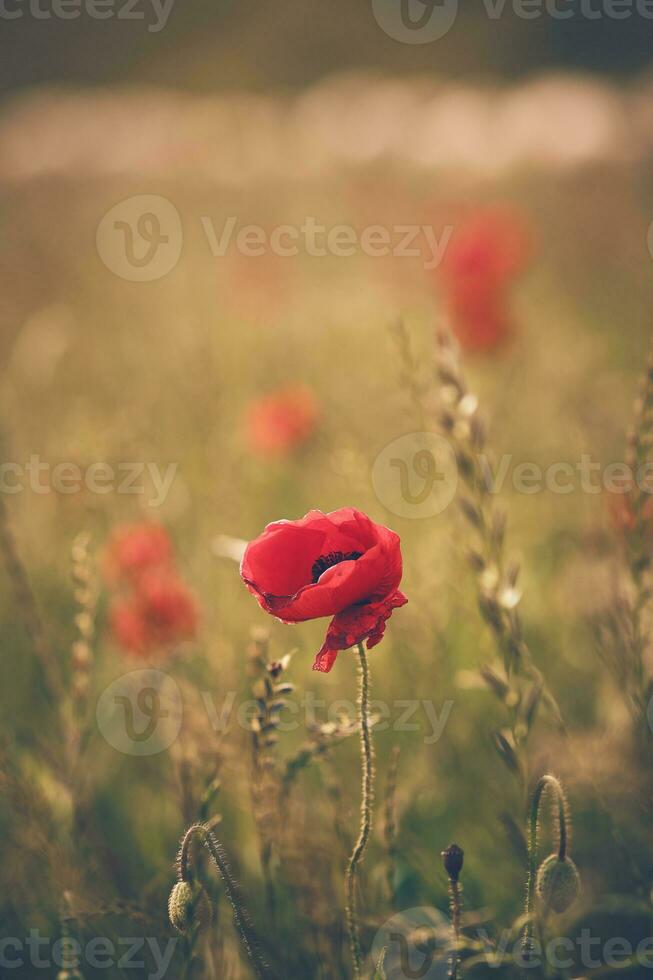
[442,843,464,882]
[168,880,213,934]
[536,854,580,914]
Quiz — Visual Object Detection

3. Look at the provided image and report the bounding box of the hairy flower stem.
[178,823,275,980]
[384,745,400,907]
[522,775,568,974]
[447,878,462,980]
[442,846,464,980]
[345,642,375,979]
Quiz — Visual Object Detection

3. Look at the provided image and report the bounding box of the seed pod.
[168,880,213,934]
[441,843,464,882]
[536,854,580,914]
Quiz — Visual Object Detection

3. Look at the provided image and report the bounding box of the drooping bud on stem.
[522,775,580,977]
[173,822,275,979]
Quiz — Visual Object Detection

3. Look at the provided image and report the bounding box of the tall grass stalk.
[0,494,63,704]
[620,348,653,726]
[434,328,566,857]
[248,632,291,927]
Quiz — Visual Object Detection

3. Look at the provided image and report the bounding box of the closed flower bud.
[168,880,213,934]
[536,855,580,914]
[442,843,464,882]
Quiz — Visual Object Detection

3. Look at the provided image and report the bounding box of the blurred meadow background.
[4,4,653,979]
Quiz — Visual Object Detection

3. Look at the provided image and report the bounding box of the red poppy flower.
[240,508,407,672]
[246,385,318,457]
[110,572,199,657]
[606,486,653,536]
[103,523,172,585]
[438,205,532,352]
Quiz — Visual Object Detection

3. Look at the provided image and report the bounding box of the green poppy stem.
[345,642,375,979]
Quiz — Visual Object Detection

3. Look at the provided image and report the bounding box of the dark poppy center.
[311,550,362,583]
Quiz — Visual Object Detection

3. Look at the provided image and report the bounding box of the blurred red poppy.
[110,572,199,657]
[606,489,653,535]
[246,385,318,457]
[103,523,172,585]
[241,507,406,672]
[438,205,532,352]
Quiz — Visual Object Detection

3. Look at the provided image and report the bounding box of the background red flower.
[437,204,533,352]
[110,572,199,657]
[103,523,173,585]
[104,523,199,658]
[246,385,318,457]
